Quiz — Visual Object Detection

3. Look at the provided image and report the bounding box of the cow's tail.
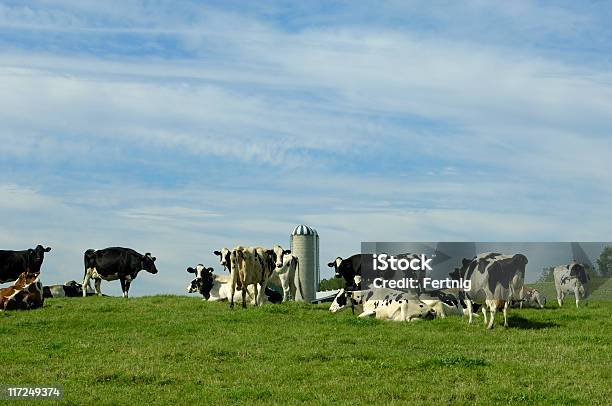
[295,257,305,302]
[83,249,96,276]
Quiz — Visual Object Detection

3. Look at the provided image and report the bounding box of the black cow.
[328,254,362,289]
[43,281,97,298]
[82,247,158,298]
[0,245,51,284]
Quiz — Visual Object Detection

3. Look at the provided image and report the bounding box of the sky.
[1,1,611,296]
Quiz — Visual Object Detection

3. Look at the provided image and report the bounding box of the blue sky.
[1,1,611,296]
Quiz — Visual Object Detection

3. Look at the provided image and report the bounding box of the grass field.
[1,296,611,405]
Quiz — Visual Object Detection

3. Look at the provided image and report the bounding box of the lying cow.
[186,265,281,303]
[0,270,44,310]
[271,245,303,302]
[328,254,362,289]
[511,286,546,309]
[43,281,96,298]
[554,261,589,308]
[458,252,527,329]
[0,245,51,283]
[420,289,480,318]
[83,247,158,298]
[329,288,436,321]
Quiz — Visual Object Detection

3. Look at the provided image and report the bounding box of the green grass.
[1,297,611,405]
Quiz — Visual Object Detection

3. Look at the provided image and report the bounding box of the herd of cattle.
[0,244,592,329]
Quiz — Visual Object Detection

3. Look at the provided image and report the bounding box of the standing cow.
[554,261,589,308]
[328,254,362,289]
[0,245,51,284]
[460,253,528,329]
[228,246,276,308]
[82,247,158,298]
[271,245,303,302]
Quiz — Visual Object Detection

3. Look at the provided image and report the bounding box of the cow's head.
[327,257,343,278]
[408,301,437,321]
[329,289,364,313]
[329,289,348,313]
[28,245,51,269]
[14,270,40,289]
[213,248,231,271]
[187,264,204,278]
[142,253,158,274]
[535,291,547,308]
[569,263,589,285]
[272,245,291,269]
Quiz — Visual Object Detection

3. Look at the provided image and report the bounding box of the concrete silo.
[291,225,319,303]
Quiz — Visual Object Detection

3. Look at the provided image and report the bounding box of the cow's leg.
[487,304,496,330]
[279,272,290,302]
[503,301,509,328]
[574,288,580,308]
[481,306,488,326]
[257,280,267,306]
[94,278,102,296]
[82,269,92,297]
[229,282,236,309]
[120,278,130,299]
[557,289,563,307]
[241,285,247,308]
[465,299,474,324]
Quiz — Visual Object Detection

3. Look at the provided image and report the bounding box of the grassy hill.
[1,297,611,405]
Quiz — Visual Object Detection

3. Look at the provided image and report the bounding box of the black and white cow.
[554,261,589,308]
[458,252,528,329]
[328,254,362,289]
[271,245,303,302]
[213,248,232,272]
[0,245,51,284]
[511,286,546,309]
[82,247,158,298]
[43,281,96,298]
[186,269,283,304]
[186,264,215,300]
[329,288,436,321]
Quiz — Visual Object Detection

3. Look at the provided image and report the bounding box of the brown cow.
[0,270,44,310]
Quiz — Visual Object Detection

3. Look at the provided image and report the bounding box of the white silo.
[291,224,319,303]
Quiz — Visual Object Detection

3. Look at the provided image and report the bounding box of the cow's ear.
[152,257,156,262]
[28,249,35,255]
[327,262,334,268]
[213,250,221,256]
[207,267,214,273]
[44,246,51,252]
[187,267,196,273]
[283,250,291,255]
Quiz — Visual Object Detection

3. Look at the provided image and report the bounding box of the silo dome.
[292,224,318,236]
